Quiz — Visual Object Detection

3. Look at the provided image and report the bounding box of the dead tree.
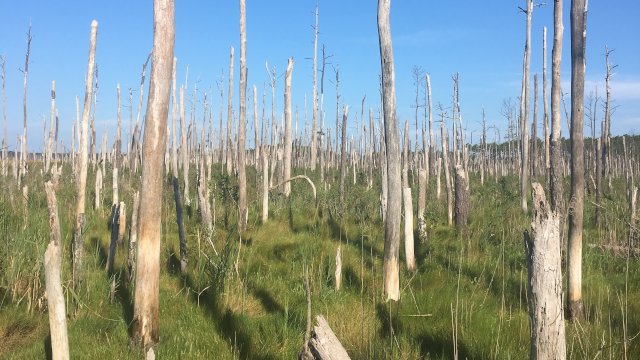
[310,0,319,170]
[602,46,615,183]
[378,0,401,301]
[454,164,469,233]
[524,183,566,360]
[441,116,454,226]
[1,56,6,176]
[519,0,534,213]
[128,191,140,282]
[304,315,351,360]
[402,121,416,271]
[180,86,190,206]
[549,0,565,247]
[44,181,70,360]
[542,27,550,183]
[170,59,187,275]
[73,20,98,294]
[19,25,31,185]
[566,0,588,321]
[339,106,349,205]
[238,0,248,229]
[131,0,174,353]
[226,46,235,175]
[531,74,538,178]
[283,58,294,198]
[426,74,434,177]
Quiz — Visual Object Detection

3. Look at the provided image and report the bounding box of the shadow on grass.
[167,263,275,360]
[417,331,472,359]
[91,236,108,269]
[43,334,52,360]
[252,288,284,315]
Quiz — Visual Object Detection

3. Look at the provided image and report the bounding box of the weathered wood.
[73,19,98,293]
[131,0,174,351]
[417,167,427,244]
[454,164,469,232]
[128,191,140,283]
[270,175,317,203]
[339,106,349,205]
[378,0,402,301]
[567,0,588,321]
[44,181,70,360]
[283,58,294,198]
[524,183,566,360]
[519,0,533,214]
[307,315,351,360]
[237,0,248,230]
[403,187,416,271]
[335,246,342,291]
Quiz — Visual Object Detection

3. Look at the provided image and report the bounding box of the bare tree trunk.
[417,167,427,243]
[595,138,602,227]
[131,0,174,353]
[549,0,565,248]
[567,0,588,321]
[442,119,453,226]
[283,58,294,198]
[426,74,434,178]
[454,164,469,233]
[543,27,550,184]
[339,106,349,205]
[524,183,566,360]
[310,0,319,170]
[335,246,342,291]
[73,20,98,294]
[1,56,6,177]
[532,74,538,179]
[20,26,31,184]
[226,47,235,176]
[238,0,248,229]
[378,0,401,301]
[44,181,70,360]
[179,86,190,206]
[128,191,140,282]
[519,0,533,214]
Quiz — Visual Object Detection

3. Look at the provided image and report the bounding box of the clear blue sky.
[1,0,639,152]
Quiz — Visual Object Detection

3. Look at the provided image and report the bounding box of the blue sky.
[0,0,638,152]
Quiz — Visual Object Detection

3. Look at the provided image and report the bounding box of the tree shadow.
[91,236,108,269]
[251,288,284,315]
[417,330,472,359]
[168,270,275,360]
[43,334,52,360]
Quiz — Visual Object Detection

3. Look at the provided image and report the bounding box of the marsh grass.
[0,164,638,359]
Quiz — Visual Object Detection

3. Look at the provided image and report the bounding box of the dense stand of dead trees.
[2,0,638,358]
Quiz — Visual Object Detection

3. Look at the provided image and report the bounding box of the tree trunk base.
[567,300,584,321]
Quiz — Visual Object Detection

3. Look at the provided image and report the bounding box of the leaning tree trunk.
[73,20,98,294]
[524,183,566,360]
[44,181,70,360]
[131,0,174,354]
[567,0,588,321]
[237,0,248,229]
[378,0,402,301]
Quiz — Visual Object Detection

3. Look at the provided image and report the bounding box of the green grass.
[1,162,639,359]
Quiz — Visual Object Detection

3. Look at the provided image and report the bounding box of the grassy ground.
[1,163,638,359]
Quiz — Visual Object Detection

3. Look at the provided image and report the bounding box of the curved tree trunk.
[131,0,174,353]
